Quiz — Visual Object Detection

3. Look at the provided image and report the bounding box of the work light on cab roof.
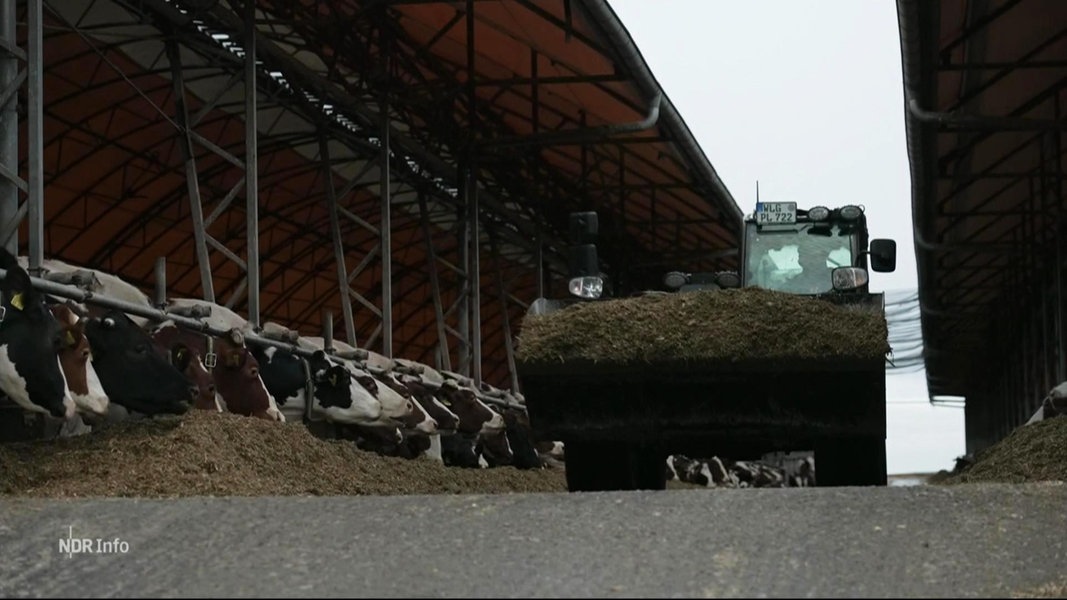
[567,211,604,300]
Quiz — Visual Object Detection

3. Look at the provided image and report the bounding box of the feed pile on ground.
[0,411,567,498]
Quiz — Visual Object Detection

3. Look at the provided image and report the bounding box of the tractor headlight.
[808,206,831,222]
[831,267,869,291]
[569,276,604,299]
[839,205,863,221]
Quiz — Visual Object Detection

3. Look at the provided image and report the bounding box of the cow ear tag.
[329,373,337,387]
[65,330,77,347]
[10,292,24,311]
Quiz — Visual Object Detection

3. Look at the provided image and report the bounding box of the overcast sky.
[606,0,966,474]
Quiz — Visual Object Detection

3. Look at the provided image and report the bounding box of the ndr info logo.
[58,526,130,558]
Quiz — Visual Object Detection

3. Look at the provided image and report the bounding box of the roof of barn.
[16,0,742,388]
[897,0,1067,400]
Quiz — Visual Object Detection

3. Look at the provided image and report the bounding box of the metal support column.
[0,0,18,255]
[244,0,261,327]
[320,134,357,345]
[489,230,518,392]
[456,185,470,375]
[469,161,481,385]
[27,0,42,271]
[536,232,544,299]
[466,0,481,384]
[1052,96,1065,385]
[417,191,451,371]
[380,29,393,358]
[166,36,214,301]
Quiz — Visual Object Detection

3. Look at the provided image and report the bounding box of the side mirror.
[869,239,897,273]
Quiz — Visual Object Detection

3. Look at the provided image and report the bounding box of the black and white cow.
[0,248,75,419]
[665,454,813,488]
[251,344,383,426]
[84,310,194,416]
[497,408,544,470]
[1026,381,1067,425]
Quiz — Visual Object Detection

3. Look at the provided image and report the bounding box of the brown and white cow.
[211,328,282,422]
[160,301,282,422]
[436,378,505,436]
[49,303,109,418]
[149,321,222,412]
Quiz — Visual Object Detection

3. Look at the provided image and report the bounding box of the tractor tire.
[564,441,666,492]
[815,436,888,486]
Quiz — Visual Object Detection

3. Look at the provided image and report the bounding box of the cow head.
[348,363,414,426]
[501,408,543,470]
[84,310,193,415]
[305,351,382,425]
[372,370,437,435]
[0,251,74,419]
[400,375,459,434]
[477,426,514,467]
[437,380,505,435]
[250,343,307,423]
[50,303,109,416]
[149,322,221,412]
[212,328,282,422]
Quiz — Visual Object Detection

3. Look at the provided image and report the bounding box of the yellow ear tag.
[65,330,77,347]
[10,293,24,311]
[329,373,337,387]
[176,348,186,361]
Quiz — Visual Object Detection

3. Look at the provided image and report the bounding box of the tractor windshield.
[745,222,853,294]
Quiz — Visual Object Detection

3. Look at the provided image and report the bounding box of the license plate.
[756,201,797,225]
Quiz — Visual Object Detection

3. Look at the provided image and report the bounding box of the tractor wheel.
[815,436,887,486]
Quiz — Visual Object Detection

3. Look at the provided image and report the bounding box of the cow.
[398,375,459,434]
[148,321,221,412]
[21,256,156,328]
[83,309,194,416]
[441,432,482,468]
[496,408,543,470]
[368,367,438,435]
[537,441,566,469]
[368,372,456,463]
[158,300,282,422]
[298,337,416,427]
[436,378,505,435]
[203,327,282,422]
[760,451,817,487]
[0,249,75,419]
[165,298,256,334]
[666,454,804,488]
[252,339,387,428]
[50,303,109,417]
[731,460,787,488]
[475,426,514,468]
[434,378,507,468]
[1026,381,1067,425]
